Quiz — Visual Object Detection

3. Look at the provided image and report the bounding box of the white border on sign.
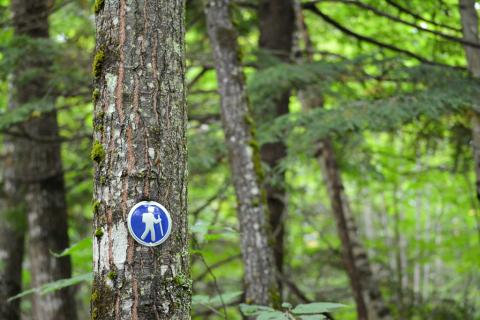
[127,201,173,247]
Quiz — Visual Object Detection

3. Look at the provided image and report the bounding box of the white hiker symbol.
[140,206,163,241]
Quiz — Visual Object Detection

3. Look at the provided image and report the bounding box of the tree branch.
[385,0,461,32]
[194,254,241,282]
[303,3,464,70]
[303,0,479,48]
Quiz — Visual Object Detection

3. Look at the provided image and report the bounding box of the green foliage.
[0,99,55,131]
[192,291,243,308]
[1,0,480,319]
[8,273,92,302]
[240,302,345,319]
[50,237,92,258]
[257,64,480,150]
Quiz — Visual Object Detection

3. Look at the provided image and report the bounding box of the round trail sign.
[127,201,172,246]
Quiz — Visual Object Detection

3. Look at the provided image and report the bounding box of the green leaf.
[299,315,326,320]
[292,302,346,315]
[192,295,210,306]
[281,302,292,310]
[257,311,288,320]
[239,303,276,316]
[192,291,242,307]
[209,291,243,306]
[8,272,92,302]
[50,237,92,257]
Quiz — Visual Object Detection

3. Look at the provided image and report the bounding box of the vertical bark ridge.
[294,4,391,319]
[258,0,295,285]
[205,0,280,307]
[92,0,190,319]
[9,0,77,319]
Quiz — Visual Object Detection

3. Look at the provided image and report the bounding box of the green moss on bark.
[93,0,104,15]
[93,200,101,214]
[91,141,105,163]
[269,286,281,309]
[91,276,115,319]
[107,270,117,281]
[92,49,105,78]
[91,290,99,303]
[174,273,192,289]
[92,88,100,103]
[94,227,103,238]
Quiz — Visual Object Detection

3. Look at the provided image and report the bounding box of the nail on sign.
[127,201,172,246]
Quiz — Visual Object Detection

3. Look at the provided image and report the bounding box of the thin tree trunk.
[392,186,405,317]
[205,0,280,306]
[316,141,392,320]
[0,76,26,320]
[0,127,25,320]
[9,0,77,319]
[91,0,190,319]
[258,0,295,284]
[459,1,480,205]
[294,6,391,320]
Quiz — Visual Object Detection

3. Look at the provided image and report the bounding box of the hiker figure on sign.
[127,201,172,247]
[141,206,164,241]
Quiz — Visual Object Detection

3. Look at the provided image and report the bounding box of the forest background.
[0,0,479,319]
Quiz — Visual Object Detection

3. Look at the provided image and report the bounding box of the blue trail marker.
[127,201,172,246]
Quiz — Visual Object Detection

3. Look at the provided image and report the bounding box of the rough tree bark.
[91,0,190,319]
[7,1,78,319]
[459,0,480,205]
[258,0,295,282]
[294,5,391,320]
[205,0,280,306]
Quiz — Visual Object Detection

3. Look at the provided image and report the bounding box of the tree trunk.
[459,0,480,205]
[316,141,392,320]
[258,0,295,284]
[294,6,391,320]
[205,0,280,307]
[91,0,190,319]
[0,75,26,320]
[0,133,25,319]
[9,0,77,319]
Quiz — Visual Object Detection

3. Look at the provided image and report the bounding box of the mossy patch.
[107,270,117,281]
[91,307,98,320]
[174,274,192,289]
[94,227,103,238]
[93,200,101,214]
[250,140,264,183]
[92,88,100,103]
[96,111,105,121]
[269,286,281,309]
[245,111,264,184]
[91,275,115,319]
[93,0,104,15]
[91,290,99,303]
[92,49,105,78]
[91,141,105,163]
